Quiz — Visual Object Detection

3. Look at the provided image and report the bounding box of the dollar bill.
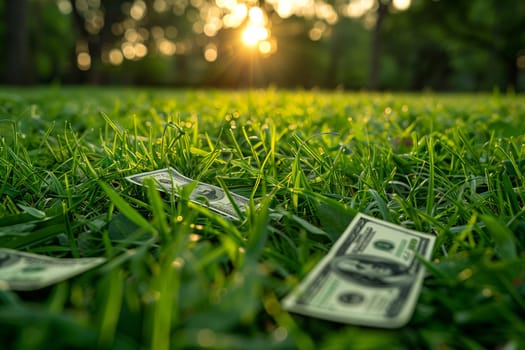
[282,213,435,328]
[0,248,106,291]
[126,167,249,220]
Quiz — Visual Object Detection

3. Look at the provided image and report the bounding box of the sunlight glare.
[266,0,317,18]
[258,40,272,55]
[222,3,247,28]
[241,6,271,49]
[315,3,338,24]
[242,25,268,46]
[393,0,411,11]
[248,6,265,25]
[271,1,293,18]
[345,0,374,18]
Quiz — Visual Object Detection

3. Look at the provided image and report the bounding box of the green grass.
[1,87,525,349]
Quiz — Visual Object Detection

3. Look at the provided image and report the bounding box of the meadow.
[0,87,524,349]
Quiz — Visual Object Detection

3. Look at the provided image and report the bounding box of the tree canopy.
[2,0,524,90]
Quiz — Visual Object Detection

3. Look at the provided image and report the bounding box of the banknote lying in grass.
[0,248,106,291]
[282,213,435,328]
[126,167,249,220]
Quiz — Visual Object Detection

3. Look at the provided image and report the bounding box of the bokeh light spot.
[393,0,411,11]
[109,49,124,65]
[57,0,72,15]
[249,6,265,25]
[197,329,216,347]
[158,39,177,56]
[121,42,136,59]
[153,0,167,13]
[345,0,374,17]
[77,52,91,70]
[130,0,146,20]
[242,26,268,46]
[309,27,322,41]
[135,43,148,58]
[204,44,218,62]
[517,54,525,70]
[258,40,272,55]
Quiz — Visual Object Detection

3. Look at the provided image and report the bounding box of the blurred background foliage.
[1,0,524,90]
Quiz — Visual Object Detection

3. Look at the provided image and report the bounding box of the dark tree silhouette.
[68,0,126,83]
[5,0,30,84]
[368,0,390,90]
[423,0,525,90]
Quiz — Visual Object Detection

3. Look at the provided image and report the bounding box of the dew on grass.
[189,233,200,242]
[172,257,184,269]
[481,288,493,298]
[197,328,216,347]
[458,268,473,281]
[273,326,288,342]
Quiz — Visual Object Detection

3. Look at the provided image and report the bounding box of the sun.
[241,25,268,47]
[241,6,271,48]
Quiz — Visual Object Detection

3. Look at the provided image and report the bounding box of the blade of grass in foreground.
[1,89,525,349]
[99,181,156,235]
[481,215,517,260]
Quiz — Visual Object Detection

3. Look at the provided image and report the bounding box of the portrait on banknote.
[331,254,414,287]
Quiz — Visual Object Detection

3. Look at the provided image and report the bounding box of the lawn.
[1,87,524,349]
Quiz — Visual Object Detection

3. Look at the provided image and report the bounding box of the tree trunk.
[67,0,126,84]
[368,0,390,90]
[325,21,344,88]
[5,0,30,85]
[505,55,518,91]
